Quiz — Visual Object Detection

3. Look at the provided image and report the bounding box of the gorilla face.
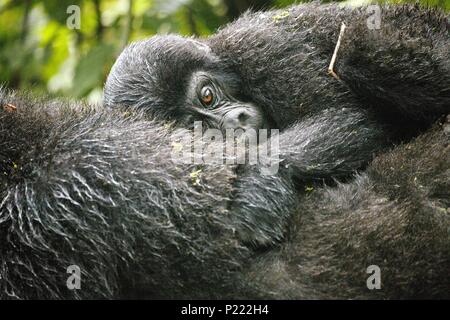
[104,35,266,131]
[183,70,265,130]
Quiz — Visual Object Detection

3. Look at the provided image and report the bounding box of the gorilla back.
[1,89,449,299]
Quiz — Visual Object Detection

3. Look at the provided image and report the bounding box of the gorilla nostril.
[238,112,250,124]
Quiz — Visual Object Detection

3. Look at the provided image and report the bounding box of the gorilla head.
[104,35,266,131]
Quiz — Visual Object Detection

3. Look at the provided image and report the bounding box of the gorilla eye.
[199,86,216,107]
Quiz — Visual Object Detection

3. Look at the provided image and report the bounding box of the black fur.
[0,2,449,299]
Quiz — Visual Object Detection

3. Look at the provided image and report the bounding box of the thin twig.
[328,22,346,80]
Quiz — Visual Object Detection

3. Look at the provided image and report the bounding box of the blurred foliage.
[0,0,448,103]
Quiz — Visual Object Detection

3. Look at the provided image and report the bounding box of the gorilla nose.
[238,112,250,123]
[224,109,252,129]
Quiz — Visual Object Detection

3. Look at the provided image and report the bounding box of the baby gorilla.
[105,2,449,177]
[104,3,450,246]
[105,36,267,131]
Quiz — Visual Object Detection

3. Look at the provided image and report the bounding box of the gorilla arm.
[278,106,389,180]
[231,105,389,247]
